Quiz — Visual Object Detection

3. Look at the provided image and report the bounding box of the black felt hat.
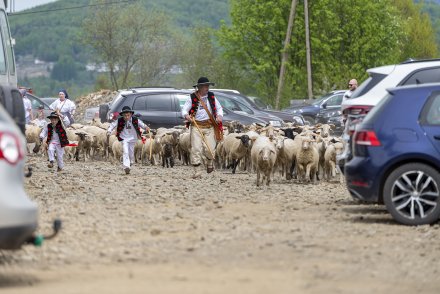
[193,77,215,88]
[47,111,60,119]
[119,106,135,115]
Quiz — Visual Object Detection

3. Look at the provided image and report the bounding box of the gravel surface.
[1,154,439,294]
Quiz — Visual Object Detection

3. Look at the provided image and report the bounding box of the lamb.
[274,136,299,180]
[73,131,95,161]
[82,125,108,159]
[111,140,123,164]
[324,140,345,182]
[64,140,78,161]
[295,136,319,183]
[141,136,162,165]
[178,132,191,165]
[251,136,277,186]
[222,133,250,174]
[162,143,174,168]
[25,124,43,154]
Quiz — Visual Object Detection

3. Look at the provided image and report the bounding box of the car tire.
[303,115,315,125]
[99,104,109,123]
[383,163,440,225]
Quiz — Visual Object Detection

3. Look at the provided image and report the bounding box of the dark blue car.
[345,84,440,225]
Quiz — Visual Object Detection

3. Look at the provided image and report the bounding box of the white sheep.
[251,136,277,186]
[324,140,345,182]
[222,133,251,174]
[25,124,43,154]
[295,136,319,183]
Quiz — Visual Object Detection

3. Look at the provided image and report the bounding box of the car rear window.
[350,72,387,99]
[420,91,440,125]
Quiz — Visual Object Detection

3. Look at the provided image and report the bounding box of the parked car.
[0,86,25,134]
[283,90,345,125]
[25,92,53,119]
[213,90,304,125]
[213,91,284,126]
[39,97,57,106]
[100,88,268,128]
[340,58,440,167]
[345,83,440,225]
[0,103,38,249]
[315,108,344,136]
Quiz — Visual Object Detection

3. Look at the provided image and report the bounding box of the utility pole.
[304,0,313,98]
[275,0,298,110]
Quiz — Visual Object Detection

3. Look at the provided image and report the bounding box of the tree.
[218,0,438,108]
[81,1,177,89]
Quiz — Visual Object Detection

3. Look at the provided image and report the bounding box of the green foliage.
[218,0,438,108]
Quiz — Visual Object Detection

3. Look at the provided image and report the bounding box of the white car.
[0,104,38,249]
[338,59,440,164]
[342,58,440,124]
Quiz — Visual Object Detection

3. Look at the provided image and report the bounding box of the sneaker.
[47,161,54,168]
[124,167,130,175]
[207,166,214,174]
[57,167,63,172]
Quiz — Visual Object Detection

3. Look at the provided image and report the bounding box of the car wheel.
[383,163,440,225]
[303,115,315,125]
[99,104,109,123]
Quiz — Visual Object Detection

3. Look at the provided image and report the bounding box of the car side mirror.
[322,102,327,109]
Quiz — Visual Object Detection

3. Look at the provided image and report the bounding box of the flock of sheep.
[25,118,345,186]
[26,119,344,186]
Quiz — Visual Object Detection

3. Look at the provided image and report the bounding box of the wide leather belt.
[193,120,212,129]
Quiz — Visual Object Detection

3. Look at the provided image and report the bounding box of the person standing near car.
[50,89,76,127]
[342,79,358,102]
[39,112,70,172]
[107,106,149,175]
[182,77,223,179]
[20,89,33,124]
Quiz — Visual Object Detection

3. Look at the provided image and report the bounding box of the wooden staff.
[190,116,215,159]
[147,128,153,161]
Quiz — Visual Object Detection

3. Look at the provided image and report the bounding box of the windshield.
[312,93,332,105]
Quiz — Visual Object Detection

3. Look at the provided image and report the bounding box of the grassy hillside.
[9,0,230,63]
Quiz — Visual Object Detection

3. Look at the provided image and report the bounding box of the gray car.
[0,104,38,249]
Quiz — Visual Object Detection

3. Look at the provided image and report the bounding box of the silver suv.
[0,104,38,249]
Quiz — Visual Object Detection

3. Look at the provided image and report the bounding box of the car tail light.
[0,132,23,165]
[109,112,119,121]
[343,105,372,116]
[354,130,381,146]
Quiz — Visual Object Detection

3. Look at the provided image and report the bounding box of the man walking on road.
[181,77,223,179]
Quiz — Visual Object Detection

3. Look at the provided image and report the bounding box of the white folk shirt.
[50,98,76,114]
[181,93,223,121]
[107,117,147,143]
[23,97,32,119]
[342,89,354,103]
[40,123,61,145]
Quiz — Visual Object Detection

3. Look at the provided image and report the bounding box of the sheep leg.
[256,170,261,187]
[305,164,311,183]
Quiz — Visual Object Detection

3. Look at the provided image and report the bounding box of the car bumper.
[344,156,381,202]
[0,223,38,249]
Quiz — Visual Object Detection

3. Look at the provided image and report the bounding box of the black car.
[283,90,345,125]
[105,88,268,128]
[315,108,344,136]
[213,91,284,126]
[213,90,304,125]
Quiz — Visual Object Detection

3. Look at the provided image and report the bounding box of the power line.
[8,0,138,16]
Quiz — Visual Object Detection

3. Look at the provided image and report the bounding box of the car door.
[323,93,343,110]
[132,93,177,128]
[26,94,51,118]
[420,91,440,155]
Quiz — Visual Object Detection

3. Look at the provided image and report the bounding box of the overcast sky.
[9,0,58,12]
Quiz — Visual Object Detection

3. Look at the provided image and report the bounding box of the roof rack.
[400,58,440,64]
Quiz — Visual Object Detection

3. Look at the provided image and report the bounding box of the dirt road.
[1,155,439,293]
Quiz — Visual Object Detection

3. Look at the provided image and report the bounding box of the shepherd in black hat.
[107,106,149,175]
[39,112,70,172]
[182,77,224,178]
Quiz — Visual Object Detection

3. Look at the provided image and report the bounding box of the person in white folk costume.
[107,106,149,175]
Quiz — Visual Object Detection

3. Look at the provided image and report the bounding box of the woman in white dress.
[49,89,76,127]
